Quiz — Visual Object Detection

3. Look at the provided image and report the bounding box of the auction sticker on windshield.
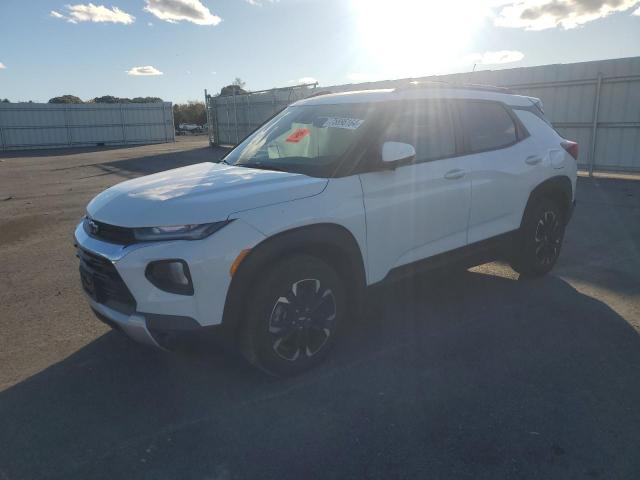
[286,128,311,143]
[322,117,364,130]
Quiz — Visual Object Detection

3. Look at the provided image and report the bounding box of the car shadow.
[1,269,640,479]
[0,144,146,159]
[86,145,231,180]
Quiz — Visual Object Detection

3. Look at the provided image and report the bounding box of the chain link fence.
[205,84,318,146]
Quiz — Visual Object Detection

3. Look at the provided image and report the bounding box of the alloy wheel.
[267,278,337,362]
[534,210,562,266]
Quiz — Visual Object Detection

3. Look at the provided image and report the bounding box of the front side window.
[459,102,517,152]
[223,103,373,177]
[382,101,456,162]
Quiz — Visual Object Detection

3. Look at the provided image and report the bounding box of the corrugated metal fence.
[206,57,640,174]
[205,84,317,146]
[0,102,175,151]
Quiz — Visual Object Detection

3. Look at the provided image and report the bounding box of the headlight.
[133,221,231,242]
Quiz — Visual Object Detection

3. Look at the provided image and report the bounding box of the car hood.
[87,162,328,227]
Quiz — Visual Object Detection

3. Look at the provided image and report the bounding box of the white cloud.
[495,0,640,30]
[0,62,6,69]
[50,3,136,24]
[127,65,164,76]
[634,5,640,14]
[143,0,221,25]
[470,50,525,65]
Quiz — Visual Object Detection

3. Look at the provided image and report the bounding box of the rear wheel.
[510,197,566,277]
[240,255,345,376]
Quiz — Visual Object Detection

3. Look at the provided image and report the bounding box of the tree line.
[47,95,164,104]
[173,78,247,128]
[2,78,250,128]
[0,96,163,104]
[173,101,206,127]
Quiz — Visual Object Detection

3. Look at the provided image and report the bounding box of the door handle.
[444,169,465,180]
[525,155,543,165]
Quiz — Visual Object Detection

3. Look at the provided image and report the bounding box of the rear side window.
[383,101,456,162]
[459,102,517,153]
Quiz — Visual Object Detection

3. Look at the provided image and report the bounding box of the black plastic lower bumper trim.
[144,313,227,350]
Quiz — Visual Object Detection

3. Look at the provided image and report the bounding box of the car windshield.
[222,103,373,177]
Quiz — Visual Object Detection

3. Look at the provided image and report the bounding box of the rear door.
[358,100,472,284]
[456,100,542,244]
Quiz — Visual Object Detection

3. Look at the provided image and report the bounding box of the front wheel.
[240,255,345,376]
[509,197,566,277]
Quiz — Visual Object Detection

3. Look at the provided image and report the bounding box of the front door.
[359,100,472,284]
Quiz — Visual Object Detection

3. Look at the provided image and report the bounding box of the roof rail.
[396,81,513,95]
[305,90,333,99]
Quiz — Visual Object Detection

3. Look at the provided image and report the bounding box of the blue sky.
[1,0,639,103]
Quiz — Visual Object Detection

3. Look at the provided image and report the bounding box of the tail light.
[561,140,578,161]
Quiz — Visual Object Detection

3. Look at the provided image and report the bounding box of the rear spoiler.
[525,96,544,114]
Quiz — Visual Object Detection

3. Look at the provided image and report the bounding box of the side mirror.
[381,141,416,168]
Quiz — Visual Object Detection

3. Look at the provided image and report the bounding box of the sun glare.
[351,0,490,79]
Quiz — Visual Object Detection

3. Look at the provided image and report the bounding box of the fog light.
[145,260,194,295]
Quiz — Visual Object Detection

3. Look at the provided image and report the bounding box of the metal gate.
[205,83,317,146]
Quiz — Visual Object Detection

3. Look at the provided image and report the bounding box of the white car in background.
[75,84,577,376]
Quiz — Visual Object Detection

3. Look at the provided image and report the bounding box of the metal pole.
[233,90,239,144]
[161,103,168,142]
[169,102,176,142]
[213,96,220,146]
[204,89,213,146]
[589,73,603,177]
[226,98,231,145]
[0,106,4,151]
[204,90,208,134]
[119,103,127,145]
[64,107,72,146]
[0,108,4,152]
[246,94,251,136]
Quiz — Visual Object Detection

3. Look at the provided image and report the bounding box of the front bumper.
[74,219,265,348]
[89,299,160,347]
[90,300,219,350]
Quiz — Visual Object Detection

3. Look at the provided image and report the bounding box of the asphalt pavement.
[1,138,639,479]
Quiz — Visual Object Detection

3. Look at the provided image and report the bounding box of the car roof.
[293,85,539,109]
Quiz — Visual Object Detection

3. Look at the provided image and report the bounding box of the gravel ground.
[1,138,639,479]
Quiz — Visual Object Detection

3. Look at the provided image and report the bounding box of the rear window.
[460,102,517,153]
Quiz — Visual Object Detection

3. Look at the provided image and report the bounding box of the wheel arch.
[521,175,573,227]
[221,223,367,340]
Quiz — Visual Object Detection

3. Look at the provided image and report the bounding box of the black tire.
[509,197,566,277]
[239,254,345,377]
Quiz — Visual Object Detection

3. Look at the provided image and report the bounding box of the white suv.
[75,84,577,375]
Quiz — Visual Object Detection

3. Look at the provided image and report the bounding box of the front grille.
[77,247,137,315]
[83,217,135,245]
